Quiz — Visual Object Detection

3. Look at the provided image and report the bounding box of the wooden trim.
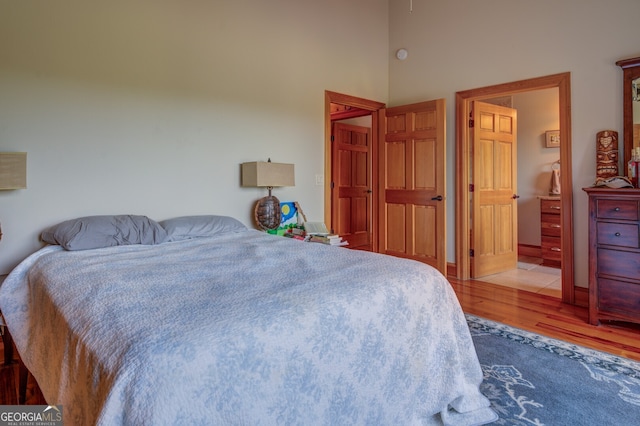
[325,91,385,111]
[617,57,640,168]
[558,73,575,304]
[447,262,457,278]
[330,108,370,121]
[455,94,471,279]
[574,285,589,307]
[324,91,385,252]
[455,73,575,304]
[377,108,386,255]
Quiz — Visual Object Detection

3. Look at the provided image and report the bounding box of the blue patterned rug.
[467,314,640,426]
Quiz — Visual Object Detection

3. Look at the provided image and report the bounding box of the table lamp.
[0,152,27,243]
[241,159,294,231]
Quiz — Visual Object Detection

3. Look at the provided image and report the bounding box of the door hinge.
[469,249,474,257]
[330,181,335,189]
[469,119,474,128]
[469,183,474,192]
[330,135,335,142]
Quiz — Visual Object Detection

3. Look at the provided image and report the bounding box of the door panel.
[332,122,372,250]
[386,204,406,252]
[472,101,518,278]
[379,99,446,274]
[414,205,437,257]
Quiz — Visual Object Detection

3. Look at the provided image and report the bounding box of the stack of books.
[290,227,306,236]
[308,234,349,246]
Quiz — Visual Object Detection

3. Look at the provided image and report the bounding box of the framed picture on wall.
[545,130,560,148]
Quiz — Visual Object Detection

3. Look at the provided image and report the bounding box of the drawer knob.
[550,224,561,228]
[551,247,561,252]
[615,232,621,237]
[551,206,561,210]
[614,207,620,211]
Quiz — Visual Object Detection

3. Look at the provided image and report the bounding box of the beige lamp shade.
[0,152,27,190]
[241,161,295,188]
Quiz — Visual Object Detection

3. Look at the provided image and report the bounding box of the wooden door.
[378,99,446,274]
[471,101,518,278]
[331,122,372,250]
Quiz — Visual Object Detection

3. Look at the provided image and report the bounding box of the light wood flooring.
[450,276,640,362]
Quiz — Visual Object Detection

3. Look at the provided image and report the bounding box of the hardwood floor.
[450,276,640,362]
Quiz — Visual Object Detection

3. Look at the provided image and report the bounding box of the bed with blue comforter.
[0,215,496,425]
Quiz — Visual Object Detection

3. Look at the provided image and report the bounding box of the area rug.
[467,314,640,426]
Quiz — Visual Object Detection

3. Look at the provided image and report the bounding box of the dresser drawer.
[597,248,640,280]
[597,278,640,316]
[597,222,639,248]
[541,213,561,237]
[541,236,562,261]
[596,199,639,221]
[540,199,561,215]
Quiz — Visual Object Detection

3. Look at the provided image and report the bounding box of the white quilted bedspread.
[0,229,496,425]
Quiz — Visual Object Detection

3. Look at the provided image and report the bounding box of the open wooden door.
[378,99,446,274]
[331,122,373,250]
[470,101,518,278]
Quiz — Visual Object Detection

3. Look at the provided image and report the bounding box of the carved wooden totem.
[596,130,619,179]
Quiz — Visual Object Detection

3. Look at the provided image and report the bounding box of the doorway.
[324,91,384,251]
[324,92,448,275]
[476,90,562,298]
[331,121,373,250]
[455,73,575,304]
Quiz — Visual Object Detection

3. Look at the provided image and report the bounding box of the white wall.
[0,0,389,273]
[389,0,640,287]
[3,0,639,289]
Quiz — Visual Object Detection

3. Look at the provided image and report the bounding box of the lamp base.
[254,195,281,231]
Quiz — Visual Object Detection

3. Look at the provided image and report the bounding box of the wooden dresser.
[584,187,640,326]
[539,197,562,267]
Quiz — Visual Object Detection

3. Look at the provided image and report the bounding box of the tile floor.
[478,256,562,298]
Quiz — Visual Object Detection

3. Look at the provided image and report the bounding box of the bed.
[0,215,496,425]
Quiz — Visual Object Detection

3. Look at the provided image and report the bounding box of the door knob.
[431,195,443,201]
[365,189,373,194]
[512,194,520,199]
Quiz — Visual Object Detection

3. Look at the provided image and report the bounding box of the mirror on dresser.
[616,56,640,168]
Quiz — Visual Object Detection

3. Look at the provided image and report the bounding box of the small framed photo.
[545,130,560,148]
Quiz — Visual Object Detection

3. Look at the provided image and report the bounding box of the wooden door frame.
[455,73,575,304]
[324,91,385,252]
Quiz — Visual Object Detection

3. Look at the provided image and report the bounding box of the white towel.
[549,169,561,195]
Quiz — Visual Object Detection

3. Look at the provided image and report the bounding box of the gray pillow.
[41,215,168,251]
[160,215,247,241]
